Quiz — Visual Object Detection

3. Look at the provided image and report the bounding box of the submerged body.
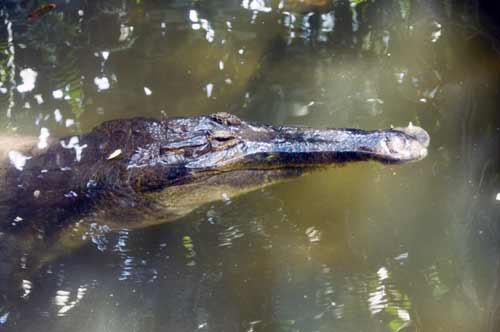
[0,112,429,303]
[0,113,426,276]
[0,112,429,233]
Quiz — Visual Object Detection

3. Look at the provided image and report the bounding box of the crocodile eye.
[208,130,240,150]
[210,130,237,141]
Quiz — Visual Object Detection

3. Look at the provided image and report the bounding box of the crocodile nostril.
[394,125,430,148]
[209,112,242,126]
[385,136,406,154]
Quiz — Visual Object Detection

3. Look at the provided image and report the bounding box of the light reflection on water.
[0,0,499,331]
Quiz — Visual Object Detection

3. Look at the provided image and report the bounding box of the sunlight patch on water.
[367,267,389,315]
[188,9,216,42]
[60,136,88,162]
[431,22,442,43]
[101,51,110,61]
[206,83,214,98]
[52,89,64,99]
[241,0,272,13]
[21,279,32,299]
[0,312,9,325]
[37,127,50,149]
[82,223,112,251]
[16,68,37,93]
[119,25,134,42]
[4,15,15,118]
[8,150,31,171]
[218,225,245,248]
[55,286,88,316]
[54,109,62,122]
[305,226,321,243]
[94,76,110,91]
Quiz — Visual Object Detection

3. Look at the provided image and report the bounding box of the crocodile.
[0,112,429,228]
[0,112,429,297]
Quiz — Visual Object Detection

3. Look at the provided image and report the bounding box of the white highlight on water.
[94,76,110,91]
[52,89,64,99]
[37,127,50,149]
[8,151,31,171]
[16,68,37,93]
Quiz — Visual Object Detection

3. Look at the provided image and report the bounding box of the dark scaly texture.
[0,112,429,233]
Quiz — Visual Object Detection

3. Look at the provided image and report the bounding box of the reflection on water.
[1,0,500,331]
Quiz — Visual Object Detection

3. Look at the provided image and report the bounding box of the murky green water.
[1,0,500,331]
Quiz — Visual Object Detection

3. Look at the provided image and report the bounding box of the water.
[1,0,499,331]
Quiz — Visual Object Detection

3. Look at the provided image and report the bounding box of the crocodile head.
[126,112,429,188]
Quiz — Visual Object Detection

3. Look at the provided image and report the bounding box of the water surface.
[1,0,500,331]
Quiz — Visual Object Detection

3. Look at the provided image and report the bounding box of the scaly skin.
[0,112,429,307]
[0,112,429,233]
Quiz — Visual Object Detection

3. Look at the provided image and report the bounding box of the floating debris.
[107,149,122,160]
[27,4,56,22]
